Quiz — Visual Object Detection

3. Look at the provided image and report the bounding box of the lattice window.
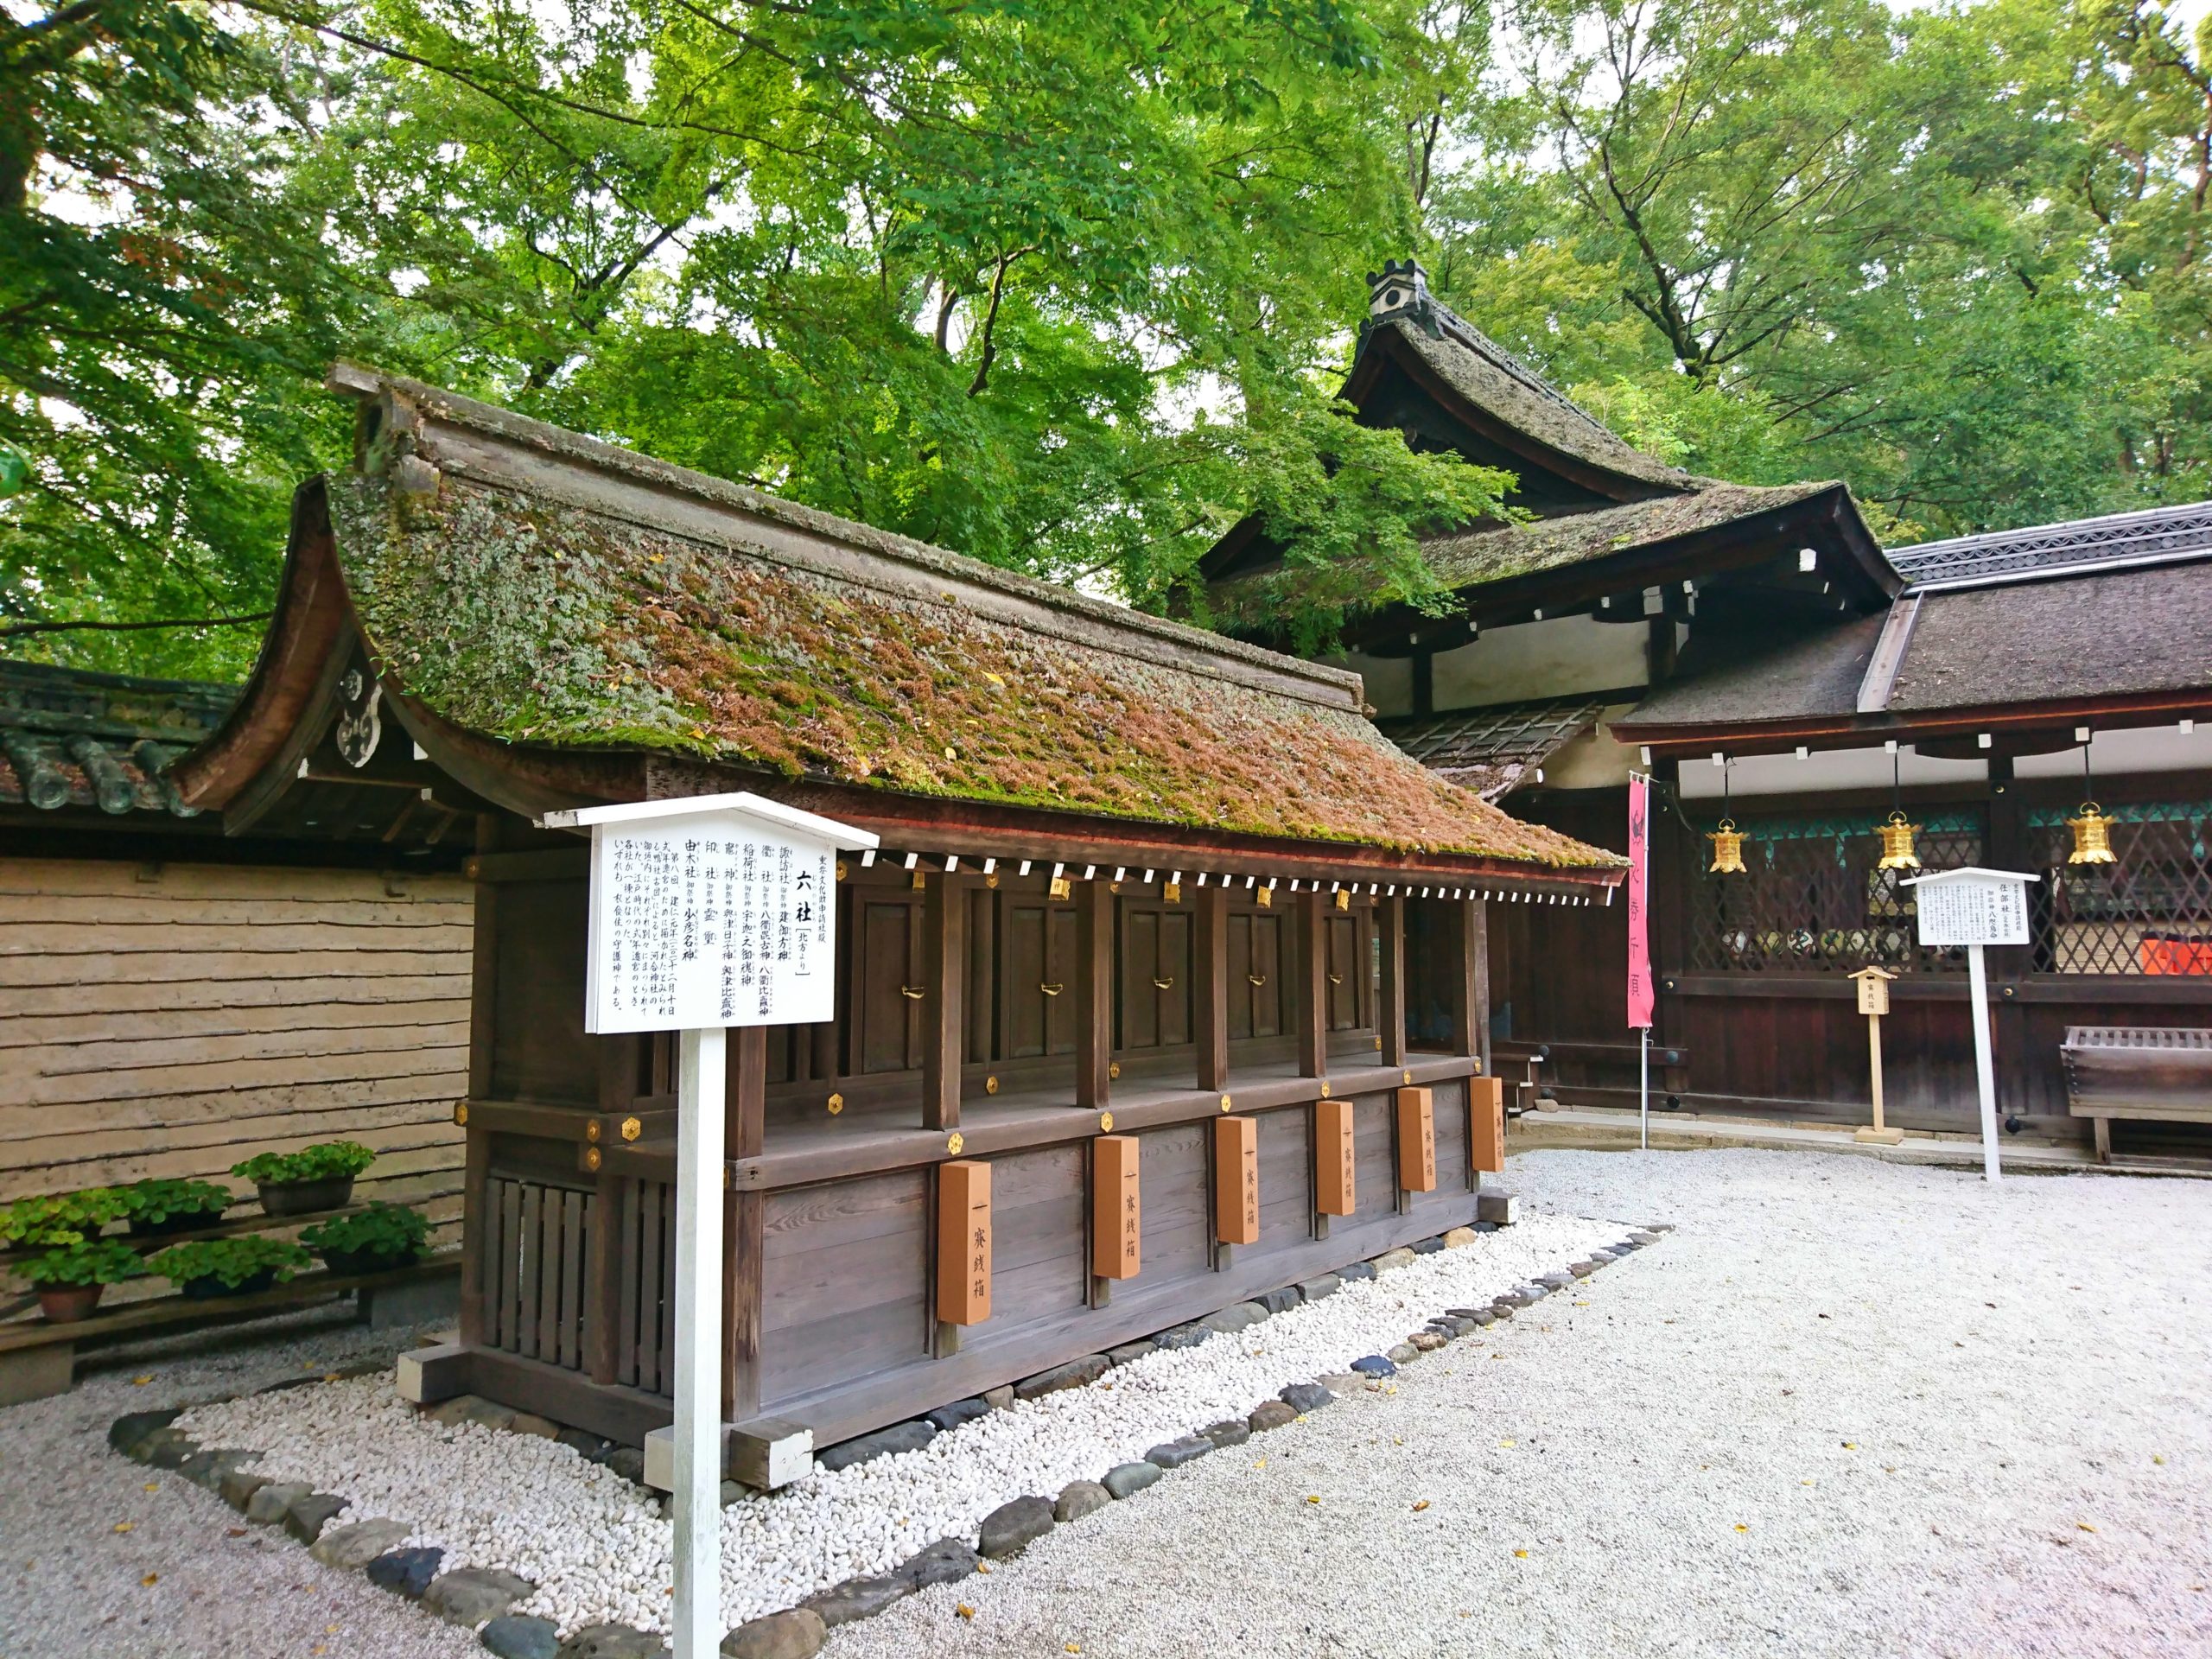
[2029,800,2212,975]
[1686,808,1985,974]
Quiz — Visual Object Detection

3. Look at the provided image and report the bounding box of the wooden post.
[1315,1097,1356,1218]
[1194,883,1230,1092]
[1396,1086,1436,1193]
[936,1160,992,1326]
[1214,1115,1259,1249]
[1294,889,1327,1080]
[1850,968,1902,1146]
[1077,878,1113,1110]
[1092,1135,1141,1281]
[921,874,967,1130]
[1377,893,1407,1067]
[1471,1076,1505,1174]
[672,1026,726,1659]
[1446,898,1486,1065]
[723,1026,766,1420]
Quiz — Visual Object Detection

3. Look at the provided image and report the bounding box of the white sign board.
[539,792,879,1034]
[1905,868,2035,949]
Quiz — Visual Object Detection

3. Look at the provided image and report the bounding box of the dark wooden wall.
[1509,771,2212,1147]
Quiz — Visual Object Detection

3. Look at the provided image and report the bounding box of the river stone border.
[109,1215,1670,1658]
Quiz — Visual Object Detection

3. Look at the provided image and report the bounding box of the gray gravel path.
[0,1308,482,1659]
[823,1149,2212,1659]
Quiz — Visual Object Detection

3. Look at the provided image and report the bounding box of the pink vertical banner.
[1626,773,1654,1030]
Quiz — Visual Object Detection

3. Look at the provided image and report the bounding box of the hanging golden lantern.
[1876,810,1922,872]
[1707,817,1747,874]
[2067,802,2117,865]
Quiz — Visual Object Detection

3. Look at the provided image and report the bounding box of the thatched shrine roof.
[195,366,1619,875]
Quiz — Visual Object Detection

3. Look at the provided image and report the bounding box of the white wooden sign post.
[540,792,878,1659]
[1901,868,2038,1184]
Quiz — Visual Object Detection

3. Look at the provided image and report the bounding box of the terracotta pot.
[36,1283,105,1323]
[255,1176,354,1217]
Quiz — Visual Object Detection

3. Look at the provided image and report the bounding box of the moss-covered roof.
[1423,480,1841,588]
[326,373,1618,869]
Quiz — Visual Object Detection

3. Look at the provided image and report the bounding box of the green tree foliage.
[3,0,1509,669]
[9,0,2212,677]
[1430,0,2212,539]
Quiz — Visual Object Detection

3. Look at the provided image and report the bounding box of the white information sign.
[1909,868,2031,949]
[1902,868,2040,1184]
[542,792,877,1034]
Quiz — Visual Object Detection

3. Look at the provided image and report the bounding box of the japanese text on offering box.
[588,818,835,1033]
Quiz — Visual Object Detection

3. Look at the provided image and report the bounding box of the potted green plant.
[0,1187,127,1250]
[22,1237,146,1321]
[231,1141,376,1217]
[301,1202,429,1275]
[119,1179,233,1238]
[149,1236,312,1300]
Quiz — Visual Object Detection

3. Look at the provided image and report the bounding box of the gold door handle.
[1153,976,1175,990]
[900,984,926,1000]
[1327,972,1344,986]
[1247,974,1267,987]
[1040,982,1063,997]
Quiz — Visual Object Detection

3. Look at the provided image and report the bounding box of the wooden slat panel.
[1255,1106,1311,1242]
[498,1178,522,1351]
[990,1145,1085,1325]
[524,1183,549,1360]
[0,858,470,903]
[1351,1096,1395,1223]
[616,1179,641,1389]
[1158,910,1192,1049]
[1136,1124,1210,1280]
[561,1189,586,1370]
[645,1182,670,1395]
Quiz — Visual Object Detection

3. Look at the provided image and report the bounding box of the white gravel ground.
[8,1148,2209,1658]
[824,1149,2212,1659]
[169,1214,1619,1637]
[0,1307,481,1659]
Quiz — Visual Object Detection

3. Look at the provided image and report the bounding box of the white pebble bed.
[175,1212,1621,1636]
[827,1148,2212,1659]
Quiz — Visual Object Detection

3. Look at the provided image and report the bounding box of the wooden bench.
[0,1255,458,1408]
[2060,1026,2212,1163]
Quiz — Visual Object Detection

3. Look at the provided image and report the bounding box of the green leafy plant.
[149,1236,311,1291]
[0,1188,126,1249]
[118,1179,232,1229]
[231,1142,376,1185]
[22,1237,148,1288]
[301,1202,428,1266]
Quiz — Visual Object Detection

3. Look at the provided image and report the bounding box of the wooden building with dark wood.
[168,364,1622,1458]
[1205,260,2212,1157]
[0,658,472,1224]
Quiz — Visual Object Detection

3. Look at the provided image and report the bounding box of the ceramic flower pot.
[36,1283,105,1322]
[180,1268,278,1300]
[317,1243,421,1277]
[255,1176,354,1217]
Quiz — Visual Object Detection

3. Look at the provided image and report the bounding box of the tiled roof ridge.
[1891,497,2212,588]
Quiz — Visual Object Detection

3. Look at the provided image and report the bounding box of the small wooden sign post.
[1901,867,2038,1184]
[542,791,876,1659]
[1848,966,1902,1145]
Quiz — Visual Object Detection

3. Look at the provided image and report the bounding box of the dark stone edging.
[109,1217,1671,1659]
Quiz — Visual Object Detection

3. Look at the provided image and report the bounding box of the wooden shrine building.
[1205,259,2212,1154]
[169,364,1622,1459]
[0,658,472,1221]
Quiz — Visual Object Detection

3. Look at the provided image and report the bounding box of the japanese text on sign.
[1910,872,2031,948]
[587,820,835,1033]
